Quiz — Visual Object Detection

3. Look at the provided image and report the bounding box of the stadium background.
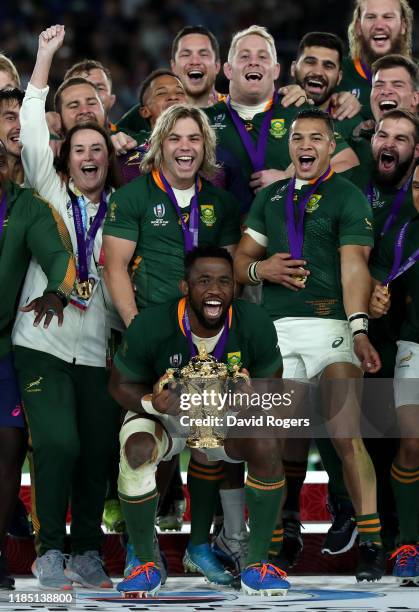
[2,0,418,122]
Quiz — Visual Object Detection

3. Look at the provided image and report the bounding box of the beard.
[359,32,404,64]
[372,153,413,187]
[294,72,335,106]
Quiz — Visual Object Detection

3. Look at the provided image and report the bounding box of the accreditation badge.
[70,273,100,311]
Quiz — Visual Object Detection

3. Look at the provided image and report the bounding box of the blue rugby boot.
[241,562,290,596]
[183,542,234,586]
[391,544,419,586]
[117,562,161,597]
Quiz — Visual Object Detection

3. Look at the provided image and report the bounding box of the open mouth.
[379,150,397,171]
[10,133,20,144]
[81,164,99,176]
[299,155,316,171]
[378,99,398,112]
[203,299,223,319]
[305,77,327,92]
[371,33,389,46]
[175,155,194,169]
[187,70,204,81]
[245,72,263,81]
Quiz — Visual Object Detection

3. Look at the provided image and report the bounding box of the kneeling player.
[109,246,289,597]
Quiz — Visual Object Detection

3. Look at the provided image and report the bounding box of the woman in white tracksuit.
[13,81,122,590]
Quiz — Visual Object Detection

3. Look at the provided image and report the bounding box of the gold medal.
[76,279,92,300]
[292,267,307,284]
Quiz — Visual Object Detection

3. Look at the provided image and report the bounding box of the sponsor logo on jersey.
[169,353,183,367]
[25,376,43,393]
[227,351,242,371]
[398,350,413,368]
[200,204,216,227]
[332,337,344,348]
[306,194,322,213]
[151,203,169,227]
[269,118,287,139]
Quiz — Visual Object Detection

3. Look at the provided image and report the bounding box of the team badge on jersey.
[227,351,242,371]
[200,204,216,227]
[370,186,385,209]
[170,353,183,367]
[212,113,226,129]
[109,201,118,222]
[269,119,287,139]
[306,194,322,213]
[364,217,373,230]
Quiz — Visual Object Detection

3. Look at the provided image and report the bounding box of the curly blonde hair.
[348,0,413,60]
[140,105,218,178]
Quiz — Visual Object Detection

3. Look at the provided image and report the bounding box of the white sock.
[219,488,246,538]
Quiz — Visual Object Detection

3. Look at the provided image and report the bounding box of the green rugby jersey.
[345,161,416,238]
[116,104,150,135]
[114,297,283,382]
[370,216,419,344]
[337,57,372,120]
[103,171,241,308]
[204,99,352,183]
[0,181,75,359]
[246,172,374,320]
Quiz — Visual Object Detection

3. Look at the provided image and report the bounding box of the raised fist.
[38,25,65,55]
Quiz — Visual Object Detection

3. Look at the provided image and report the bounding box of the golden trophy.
[158,342,249,448]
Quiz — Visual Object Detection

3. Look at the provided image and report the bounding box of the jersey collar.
[152,168,202,193]
[177,297,233,336]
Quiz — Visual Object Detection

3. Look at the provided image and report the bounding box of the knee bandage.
[118,416,169,498]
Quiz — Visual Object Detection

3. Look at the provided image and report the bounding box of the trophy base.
[187,437,224,449]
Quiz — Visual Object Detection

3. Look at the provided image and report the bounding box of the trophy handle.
[157,369,176,394]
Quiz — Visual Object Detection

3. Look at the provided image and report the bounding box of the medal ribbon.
[366,176,412,237]
[285,166,332,259]
[159,172,199,253]
[226,93,278,172]
[69,189,107,283]
[182,304,231,361]
[354,58,372,84]
[0,191,7,243]
[384,219,419,284]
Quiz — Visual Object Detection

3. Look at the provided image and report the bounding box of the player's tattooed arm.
[31,25,65,89]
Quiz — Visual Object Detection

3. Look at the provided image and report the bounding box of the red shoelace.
[126,562,157,581]
[390,544,418,566]
[248,562,288,582]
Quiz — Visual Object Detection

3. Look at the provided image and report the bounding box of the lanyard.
[159,172,199,252]
[366,176,412,237]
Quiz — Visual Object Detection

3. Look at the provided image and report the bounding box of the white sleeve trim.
[244,227,268,247]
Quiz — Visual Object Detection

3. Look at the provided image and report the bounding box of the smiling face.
[60,83,106,131]
[182,257,234,332]
[293,46,342,106]
[0,69,18,91]
[371,66,418,121]
[224,34,280,105]
[171,33,220,103]
[289,117,336,180]
[140,75,187,127]
[76,68,115,117]
[67,128,109,198]
[0,99,21,158]
[160,117,204,188]
[371,116,418,185]
[356,0,406,61]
